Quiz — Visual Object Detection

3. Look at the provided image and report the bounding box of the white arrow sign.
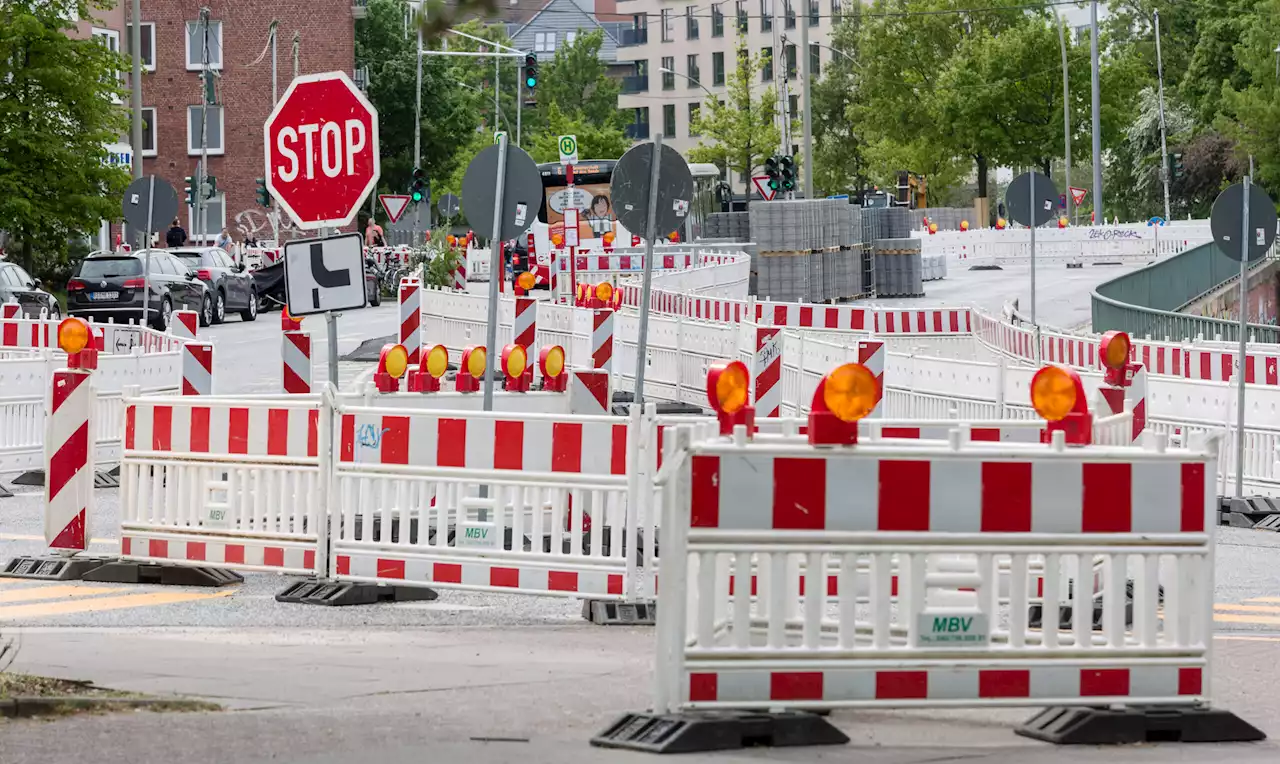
[378,194,411,224]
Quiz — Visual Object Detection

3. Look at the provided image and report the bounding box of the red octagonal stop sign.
[264,71,380,230]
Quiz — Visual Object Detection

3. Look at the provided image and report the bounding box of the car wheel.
[200,295,213,327]
[213,291,226,324]
[370,283,382,307]
[240,290,258,321]
[154,298,172,330]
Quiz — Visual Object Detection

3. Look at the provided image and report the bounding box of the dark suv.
[171,247,257,323]
[68,250,214,330]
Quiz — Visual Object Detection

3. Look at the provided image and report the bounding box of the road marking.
[1215,604,1280,614]
[1214,613,1280,625]
[0,585,119,604]
[1243,597,1280,604]
[1216,635,1280,642]
[0,588,236,620]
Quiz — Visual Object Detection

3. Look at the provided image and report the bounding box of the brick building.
[128,0,357,245]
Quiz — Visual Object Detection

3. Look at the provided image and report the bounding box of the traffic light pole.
[1154,9,1172,221]
[413,4,423,246]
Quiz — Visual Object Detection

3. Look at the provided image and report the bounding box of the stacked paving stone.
[703,212,750,241]
[873,238,925,297]
[918,207,971,231]
[749,199,864,302]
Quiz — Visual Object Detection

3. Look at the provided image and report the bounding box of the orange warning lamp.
[603,231,616,246]
[928,223,938,235]
[457,345,486,393]
[517,271,536,291]
[808,363,878,446]
[706,360,754,437]
[551,233,564,247]
[446,234,457,247]
[281,306,302,332]
[996,217,1007,230]
[409,344,448,393]
[58,317,97,370]
[611,288,623,310]
[1099,330,1136,387]
[595,281,613,305]
[575,282,587,307]
[1032,365,1091,445]
[960,220,970,231]
[539,345,567,392]
[501,344,529,392]
[374,343,409,393]
[1058,216,1068,228]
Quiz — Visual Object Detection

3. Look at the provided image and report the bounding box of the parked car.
[67,250,215,330]
[171,247,257,323]
[0,261,60,318]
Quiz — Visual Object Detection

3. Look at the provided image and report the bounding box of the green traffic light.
[525,76,537,88]
[411,190,424,203]
[768,179,779,190]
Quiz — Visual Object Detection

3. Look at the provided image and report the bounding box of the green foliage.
[421,226,461,287]
[524,104,631,164]
[530,30,624,131]
[0,0,131,274]
[811,13,863,196]
[688,42,781,204]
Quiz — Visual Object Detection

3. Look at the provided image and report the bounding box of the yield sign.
[752,175,776,201]
[1069,186,1088,206]
[379,194,411,224]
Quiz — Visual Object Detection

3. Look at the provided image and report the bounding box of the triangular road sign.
[752,175,776,202]
[1069,186,1088,206]
[379,194,412,224]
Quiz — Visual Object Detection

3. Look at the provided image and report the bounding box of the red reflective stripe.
[551,422,582,472]
[228,408,249,454]
[878,460,929,531]
[1082,462,1131,532]
[190,406,210,452]
[493,420,524,470]
[981,462,1032,532]
[690,454,721,527]
[438,418,466,467]
[1181,462,1206,532]
[152,405,172,451]
[381,416,409,465]
[267,409,289,456]
[773,457,825,530]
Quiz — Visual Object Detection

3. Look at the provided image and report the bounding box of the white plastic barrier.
[916,222,1213,267]
[651,426,1217,715]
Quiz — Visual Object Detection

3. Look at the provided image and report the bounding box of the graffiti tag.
[357,424,389,450]
[1086,229,1142,241]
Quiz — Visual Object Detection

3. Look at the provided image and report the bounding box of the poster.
[545,182,615,241]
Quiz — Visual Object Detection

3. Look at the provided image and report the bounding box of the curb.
[0,695,218,718]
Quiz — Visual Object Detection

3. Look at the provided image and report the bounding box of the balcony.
[621,75,649,94]
[625,122,651,140]
[352,0,367,18]
[619,27,648,46]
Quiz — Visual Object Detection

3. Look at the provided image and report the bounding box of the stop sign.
[264,71,380,230]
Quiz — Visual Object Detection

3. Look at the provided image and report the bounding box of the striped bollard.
[45,366,93,551]
[451,256,468,291]
[753,327,782,418]
[592,308,614,376]
[171,309,198,340]
[283,331,312,393]
[856,339,886,417]
[2,302,18,319]
[1097,363,1147,444]
[182,342,213,395]
[399,277,422,367]
[514,296,537,386]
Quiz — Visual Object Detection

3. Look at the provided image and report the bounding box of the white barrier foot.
[582,600,655,626]
[1,555,115,581]
[592,710,849,753]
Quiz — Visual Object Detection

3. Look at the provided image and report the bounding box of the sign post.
[1005,171,1059,325]
[122,175,178,327]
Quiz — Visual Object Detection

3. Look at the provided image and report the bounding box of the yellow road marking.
[0,585,119,604]
[1214,604,1280,614]
[0,588,235,620]
[1244,597,1280,604]
[1214,613,1280,625]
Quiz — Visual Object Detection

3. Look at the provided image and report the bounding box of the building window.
[810,44,821,77]
[712,52,725,86]
[566,30,577,45]
[636,60,649,76]
[687,54,700,88]
[785,44,797,79]
[91,28,123,103]
[663,104,676,137]
[761,47,773,81]
[188,193,226,245]
[831,0,841,18]
[788,94,798,120]
[124,22,156,71]
[661,56,675,89]
[808,0,819,25]
[688,103,701,136]
[736,1,748,33]
[661,9,674,41]
[535,32,557,52]
[784,0,796,28]
[711,4,725,36]
[185,20,223,70]
[760,0,772,31]
[686,6,699,39]
[140,107,157,157]
[187,105,225,155]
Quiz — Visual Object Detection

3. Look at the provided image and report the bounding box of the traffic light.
[203,175,217,200]
[255,177,271,207]
[765,155,781,191]
[779,155,796,192]
[184,174,196,205]
[1170,152,1185,180]
[524,53,538,90]
[410,167,426,203]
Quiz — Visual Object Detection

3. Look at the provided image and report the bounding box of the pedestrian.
[216,227,233,253]
[165,219,187,248]
[365,220,385,248]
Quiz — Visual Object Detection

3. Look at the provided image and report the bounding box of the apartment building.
[615,0,841,185]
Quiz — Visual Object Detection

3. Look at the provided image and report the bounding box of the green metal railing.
[1091,241,1280,343]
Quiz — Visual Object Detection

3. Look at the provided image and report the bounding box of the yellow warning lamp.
[705,360,754,436]
[539,345,567,392]
[1099,330,1136,387]
[928,222,939,235]
[517,271,536,291]
[1058,216,1069,228]
[374,343,409,393]
[1031,364,1092,445]
[410,344,449,393]
[603,231,616,245]
[960,220,970,232]
[446,234,457,247]
[501,343,529,392]
[808,362,878,446]
[595,281,613,305]
[457,345,486,393]
[58,317,98,370]
[996,217,1007,230]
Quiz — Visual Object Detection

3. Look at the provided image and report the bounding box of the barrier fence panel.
[119,395,327,576]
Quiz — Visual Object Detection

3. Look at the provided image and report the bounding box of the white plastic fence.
[917,222,1213,268]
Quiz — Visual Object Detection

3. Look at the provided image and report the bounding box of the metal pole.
[1029,174,1036,324]
[516,71,522,147]
[1056,12,1072,224]
[634,134,665,407]
[1235,175,1251,497]
[1154,10,1172,221]
[271,26,278,105]
[799,3,812,198]
[143,174,154,324]
[481,135,509,412]
[129,0,143,183]
[1090,0,1103,224]
[494,54,500,131]
[414,8,423,247]
[326,312,339,386]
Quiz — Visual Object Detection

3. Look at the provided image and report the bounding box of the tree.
[688,43,781,206]
[810,9,864,196]
[524,104,630,164]
[530,30,624,131]
[0,0,131,275]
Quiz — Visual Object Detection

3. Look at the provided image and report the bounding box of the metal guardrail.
[1091,240,1280,343]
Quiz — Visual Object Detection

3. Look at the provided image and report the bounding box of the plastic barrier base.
[1,555,114,581]
[1016,706,1266,744]
[591,710,849,753]
[82,561,243,587]
[7,469,119,489]
[1066,262,1084,269]
[276,579,439,606]
[0,483,12,498]
[968,265,1004,271]
[582,600,656,626]
[1219,496,1280,528]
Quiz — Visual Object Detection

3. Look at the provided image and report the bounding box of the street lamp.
[457,80,515,135]
[658,66,715,98]
[813,42,854,65]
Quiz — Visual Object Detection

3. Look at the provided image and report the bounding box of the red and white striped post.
[753,327,782,418]
[398,276,421,367]
[283,331,312,393]
[592,308,614,376]
[856,340,886,417]
[570,369,611,415]
[2,302,18,320]
[45,319,98,552]
[171,309,198,340]
[182,342,213,395]
[513,296,537,350]
[452,251,468,291]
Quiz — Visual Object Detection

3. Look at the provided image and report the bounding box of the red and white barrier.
[513,296,537,350]
[592,309,614,374]
[282,331,312,394]
[571,369,611,416]
[45,368,94,551]
[171,309,199,340]
[753,328,781,418]
[452,257,468,291]
[126,400,319,458]
[182,342,213,395]
[857,340,885,418]
[399,277,422,367]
